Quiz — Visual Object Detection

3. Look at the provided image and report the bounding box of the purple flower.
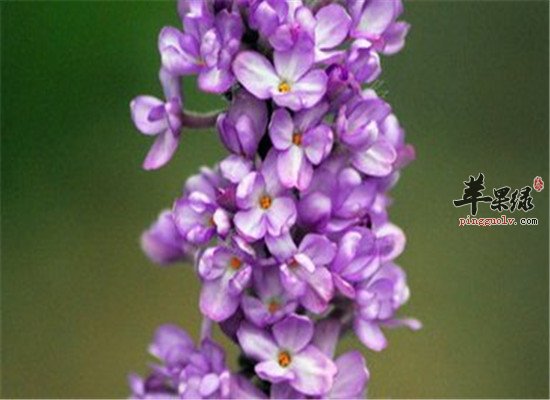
[310,319,370,399]
[241,267,297,327]
[348,0,410,55]
[219,154,254,185]
[217,89,268,158]
[336,94,398,177]
[266,232,336,314]
[271,319,369,399]
[232,44,327,111]
[234,152,297,241]
[130,69,183,170]
[331,227,380,298]
[198,245,253,321]
[266,3,352,65]
[346,39,382,84]
[173,190,230,245]
[237,314,337,396]
[248,0,290,38]
[129,325,232,399]
[140,210,193,265]
[298,155,377,233]
[269,4,316,52]
[313,4,352,62]
[325,64,361,110]
[354,263,420,351]
[269,103,333,190]
[159,10,243,93]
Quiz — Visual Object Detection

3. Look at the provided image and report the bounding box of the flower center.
[267,299,281,314]
[278,351,292,367]
[289,257,299,269]
[278,81,291,93]
[292,132,302,146]
[259,195,272,209]
[229,256,242,270]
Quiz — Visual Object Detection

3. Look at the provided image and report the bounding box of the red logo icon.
[533,176,544,192]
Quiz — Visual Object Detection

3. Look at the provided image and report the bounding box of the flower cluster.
[129,0,419,398]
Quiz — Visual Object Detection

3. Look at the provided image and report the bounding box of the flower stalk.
[128,0,419,398]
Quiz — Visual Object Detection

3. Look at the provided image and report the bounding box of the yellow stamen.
[259,195,272,209]
[267,300,281,314]
[278,81,291,93]
[229,256,242,270]
[289,258,299,268]
[278,351,292,367]
[292,132,302,146]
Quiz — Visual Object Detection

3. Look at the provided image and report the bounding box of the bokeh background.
[1,1,548,398]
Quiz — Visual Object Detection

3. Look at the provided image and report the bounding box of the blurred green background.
[1,1,548,398]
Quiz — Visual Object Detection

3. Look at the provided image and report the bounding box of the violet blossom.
[129,0,419,398]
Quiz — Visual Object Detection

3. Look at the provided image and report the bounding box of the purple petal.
[303,124,333,165]
[312,319,341,358]
[376,222,406,262]
[230,375,268,399]
[148,324,194,361]
[273,314,314,353]
[261,149,286,196]
[197,247,227,281]
[199,373,221,397]
[382,317,422,331]
[237,322,278,361]
[328,351,369,399]
[315,4,351,50]
[265,197,297,237]
[236,172,265,210]
[353,0,397,38]
[299,234,336,265]
[300,266,334,313]
[293,253,315,273]
[200,276,240,321]
[382,21,410,55]
[219,155,253,184]
[269,108,294,150]
[280,264,307,298]
[290,345,337,396]
[256,360,296,383]
[228,265,252,295]
[142,129,180,170]
[352,138,397,177]
[294,101,329,132]
[241,295,270,327]
[234,207,267,242]
[158,27,201,75]
[265,231,298,261]
[159,67,181,100]
[198,66,235,94]
[277,146,310,190]
[273,44,313,82]
[297,192,332,230]
[130,96,166,135]
[140,210,188,265]
[270,383,304,400]
[289,69,327,110]
[273,92,303,112]
[232,51,279,99]
[354,318,387,351]
[333,273,356,298]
